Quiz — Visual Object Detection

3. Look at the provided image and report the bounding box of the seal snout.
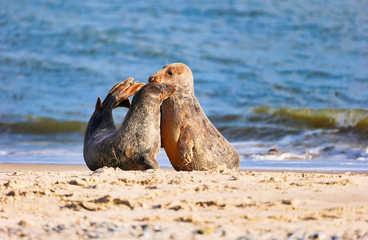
[148,75,158,83]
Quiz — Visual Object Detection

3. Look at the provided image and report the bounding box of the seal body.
[148,63,240,171]
[84,78,176,171]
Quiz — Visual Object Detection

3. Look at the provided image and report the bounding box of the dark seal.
[148,63,240,171]
[84,78,176,171]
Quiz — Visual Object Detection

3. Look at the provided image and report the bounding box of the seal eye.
[167,70,173,76]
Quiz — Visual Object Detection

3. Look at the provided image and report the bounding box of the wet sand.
[0,164,367,239]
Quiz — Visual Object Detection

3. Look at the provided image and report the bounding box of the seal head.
[149,63,194,96]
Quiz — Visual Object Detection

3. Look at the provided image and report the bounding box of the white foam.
[251,152,313,161]
[0,151,9,156]
[355,147,368,161]
[0,149,82,156]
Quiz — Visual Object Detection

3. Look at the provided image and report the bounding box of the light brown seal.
[148,63,240,171]
[83,78,176,171]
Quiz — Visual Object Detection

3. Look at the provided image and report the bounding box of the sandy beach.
[0,164,367,240]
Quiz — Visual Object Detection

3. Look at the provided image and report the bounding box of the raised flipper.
[95,97,103,110]
[102,77,145,109]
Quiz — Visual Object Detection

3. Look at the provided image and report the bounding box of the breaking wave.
[251,107,368,131]
[0,116,87,135]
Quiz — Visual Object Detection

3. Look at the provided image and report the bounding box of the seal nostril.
[148,76,156,83]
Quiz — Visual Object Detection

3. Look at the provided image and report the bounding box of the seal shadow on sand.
[83,63,240,171]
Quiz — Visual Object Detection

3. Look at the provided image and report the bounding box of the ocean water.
[1,0,368,171]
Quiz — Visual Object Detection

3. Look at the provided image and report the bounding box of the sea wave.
[2,107,368,137]
[251,107,368,131]
[0,116,86,135]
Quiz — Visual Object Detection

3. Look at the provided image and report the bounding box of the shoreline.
[0,163,90,172]
[0,163,367,174]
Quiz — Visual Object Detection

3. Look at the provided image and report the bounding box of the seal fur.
[84,78,176,171]
[148,63,240,171]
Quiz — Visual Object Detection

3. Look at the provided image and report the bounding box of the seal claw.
[127,82,145,96]
[109,77,134,94]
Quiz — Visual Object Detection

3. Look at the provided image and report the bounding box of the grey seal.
[84,78,176,171]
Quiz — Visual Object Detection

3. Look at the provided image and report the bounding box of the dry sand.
[0,164,367,240]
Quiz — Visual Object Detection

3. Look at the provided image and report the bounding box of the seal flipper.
[103,78,145,109]
[115,99,131,108]
[138,155,159,170]
[95,97,103,110]
[178,127,194,170]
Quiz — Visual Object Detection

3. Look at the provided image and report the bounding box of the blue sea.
[1,0,368,171]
